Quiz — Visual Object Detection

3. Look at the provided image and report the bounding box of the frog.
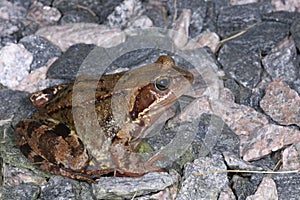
[15,55,194,182]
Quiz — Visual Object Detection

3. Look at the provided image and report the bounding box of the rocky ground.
[1,0,300,199]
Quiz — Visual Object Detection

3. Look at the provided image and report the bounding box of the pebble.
[92,172,178,199]
[1,1,300,199]
[262,37,298,83]
[245,177,278,200]
[36,23,126,51]
[176,154,228,199]
[260,80,300,126]
[171,9,191,48]
[0,43,32,89]
[282,144,300,170]
[107,0,144,29]
[46,43,95,80]
[26,1,61,26]
[19,34,61,71]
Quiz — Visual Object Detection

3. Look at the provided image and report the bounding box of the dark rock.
[231,174,264,200]
[1,183,40,199]
[177,154,228,199]
[40,176,93,200]
[273,173,300,200]
[47,43,96,80]
[262,11,300,25]
[218,43,262,88]
[218,21,290,88]
[262,38,298,83]
[168,0,229,37]
[224,78,264,109]
[106,48,157,70]
[20,35,62,71]
[52,0,123,24]
[92,172,178,199]
[11,0,34,9]
[225,21,290,53]
[0,19,25,48]
[143,9,166,28]
[291,18,300,51]
[0,89,33,122]
[38,0,54,6]
[246,177,278,199]
[248,155,277,170]
[59,8,99,24]
[224,78,252,105]
[195,114,239,156]
[217,3,273,38]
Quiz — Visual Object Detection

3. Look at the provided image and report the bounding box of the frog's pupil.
[155,78,169,91]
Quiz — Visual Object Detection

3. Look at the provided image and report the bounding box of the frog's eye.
[154,77,170,91]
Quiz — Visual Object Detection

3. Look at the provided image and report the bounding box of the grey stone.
[0,18,25,48]
[36,23,125,51]
[262,11,300,25]
[218,21,290,88]
[0,43,32,89]
[107,0,144,29]
[20,35,61,71]
[223,21,290,53]
[0,0,27,19]
[217,3,273,38]
[262,38,298,83]
[143,8,166,28]
[92,172,178,199]
[273,173,300,200]
[231,174,264,200]
[224,78,262,108]
[223,151,264,171]
[52,0,123,24]
[195,114,239,156]
[218,44,262,88]
[176,154,228,200]
[46,43,96,80]
[291,17,300,51]
[59,9,99,24]
[169,0,228,37]
[1,183,40,200]
[0,89,33,123]
[40,176,93,200]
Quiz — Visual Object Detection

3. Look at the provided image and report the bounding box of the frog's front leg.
[110,128,165,177]
[15,120,97,182]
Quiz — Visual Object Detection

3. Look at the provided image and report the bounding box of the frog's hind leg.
[15,120,95,182]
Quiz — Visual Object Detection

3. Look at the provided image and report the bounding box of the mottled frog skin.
[15,55,194,182]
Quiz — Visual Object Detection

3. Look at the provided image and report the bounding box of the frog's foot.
[111,142,165,177]
[40,161,98,183]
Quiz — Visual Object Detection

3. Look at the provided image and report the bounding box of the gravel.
[1,0,300,199]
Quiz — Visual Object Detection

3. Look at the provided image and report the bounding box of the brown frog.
[15,55,194,182]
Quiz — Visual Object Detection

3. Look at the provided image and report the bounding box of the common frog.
[15,55,194,182]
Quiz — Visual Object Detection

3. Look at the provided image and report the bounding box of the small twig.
[75,4,97,16]
[173,0,177,22]
[216,23,259,52]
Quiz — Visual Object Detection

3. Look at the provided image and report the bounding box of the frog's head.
[116,55,194,122]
